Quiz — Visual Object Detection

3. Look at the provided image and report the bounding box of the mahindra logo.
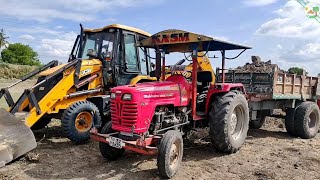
[152,33,190,44]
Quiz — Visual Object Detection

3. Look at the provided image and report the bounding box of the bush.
[288,67,308,75]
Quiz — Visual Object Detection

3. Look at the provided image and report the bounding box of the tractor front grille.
[110,100,138,128]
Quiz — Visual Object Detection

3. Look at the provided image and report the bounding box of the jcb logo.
[152,33,190,44]
[81,68,92,76]
[173,71,192,78]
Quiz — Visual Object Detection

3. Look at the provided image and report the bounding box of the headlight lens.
[111,93,116,99]
[122,94,132,101]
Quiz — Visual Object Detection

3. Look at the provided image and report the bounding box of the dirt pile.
[235,56,286,73]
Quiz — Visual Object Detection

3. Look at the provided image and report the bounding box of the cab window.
[82,33,100,59]
[138,47,148,75]
[124,34,139,72]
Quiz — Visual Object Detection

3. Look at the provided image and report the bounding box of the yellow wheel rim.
[75,111,93,132]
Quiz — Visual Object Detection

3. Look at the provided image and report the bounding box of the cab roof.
[139,29,251,53]
[84,24,151,37]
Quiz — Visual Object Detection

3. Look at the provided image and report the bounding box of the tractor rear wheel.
[99,121,125,160]
[61,101,101,144]
[294,102,320,139]
[157,130,183,179]
[209,91,249,153]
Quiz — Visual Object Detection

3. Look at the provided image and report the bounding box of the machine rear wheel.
[157,130,183,179]
[295,102,320,139]
[99,121,124,161]
[209,91,249,153]
[62,101,101,144]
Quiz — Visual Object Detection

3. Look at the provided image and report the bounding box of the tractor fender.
[205,83,246,114]
[166,75,191,106]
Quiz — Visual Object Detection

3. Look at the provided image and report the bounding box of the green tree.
[288,67,308,75]
[1,43,41,66]
[0,28,9,48]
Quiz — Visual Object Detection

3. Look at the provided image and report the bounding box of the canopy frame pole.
[222,50,226,83]
[191,43,199,119]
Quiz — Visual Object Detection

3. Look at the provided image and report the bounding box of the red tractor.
[91,29,251,178]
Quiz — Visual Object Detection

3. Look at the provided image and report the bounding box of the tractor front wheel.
[62,101,101,144]
[99,121,125,160]
[157,130,183,179]
[209,91,249,153]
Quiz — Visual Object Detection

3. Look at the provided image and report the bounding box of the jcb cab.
[91,29,251,178]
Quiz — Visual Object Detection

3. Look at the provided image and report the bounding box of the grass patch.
[0,63,38,79]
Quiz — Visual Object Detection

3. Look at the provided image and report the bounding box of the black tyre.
[249,111,267,129]
[61,101,101,144]
[99,121,125,160]
[285,108,297,136]
[209,91,249,153]
[249,118,266,129]
[157,130,183,179]
[295,102,320,139]
[31,117,52,130]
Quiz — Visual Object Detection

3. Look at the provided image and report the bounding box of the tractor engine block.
[149,106,188,134]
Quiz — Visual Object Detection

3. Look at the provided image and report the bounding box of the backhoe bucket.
[0,108,37,166]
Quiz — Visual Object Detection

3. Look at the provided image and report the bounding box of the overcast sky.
[1,0,320,75]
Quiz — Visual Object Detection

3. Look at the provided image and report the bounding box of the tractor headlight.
[111,93,116,99]
[122,94,132,101]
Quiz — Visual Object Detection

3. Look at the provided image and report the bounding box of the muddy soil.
[0,117,319,180]
[234,56,286,73]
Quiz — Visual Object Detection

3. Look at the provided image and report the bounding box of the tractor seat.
[197,71,213,91]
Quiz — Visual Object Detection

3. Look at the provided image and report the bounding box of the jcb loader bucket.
[0,108,37,166]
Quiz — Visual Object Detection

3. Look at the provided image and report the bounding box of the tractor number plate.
[108,136,123,149]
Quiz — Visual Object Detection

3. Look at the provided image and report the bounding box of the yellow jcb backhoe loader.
[0,24,157,165]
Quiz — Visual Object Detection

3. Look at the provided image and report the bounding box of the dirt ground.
[0,80,320,180]
[0,79,36,108]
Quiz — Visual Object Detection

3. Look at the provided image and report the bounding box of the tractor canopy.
[138,29,251,53]
[138,29,251,120]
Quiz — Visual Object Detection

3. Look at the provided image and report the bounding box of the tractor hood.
[111,75,191,107]
[111,81,179,93]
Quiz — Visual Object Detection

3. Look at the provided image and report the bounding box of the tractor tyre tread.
[209,91,249,153]
[157,130,183,179]
[295,102,320,139]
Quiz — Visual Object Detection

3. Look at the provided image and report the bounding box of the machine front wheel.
[99,121,125,161]
[157,130,183,179]
[62,101,101,144]
[209,91,249,153]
